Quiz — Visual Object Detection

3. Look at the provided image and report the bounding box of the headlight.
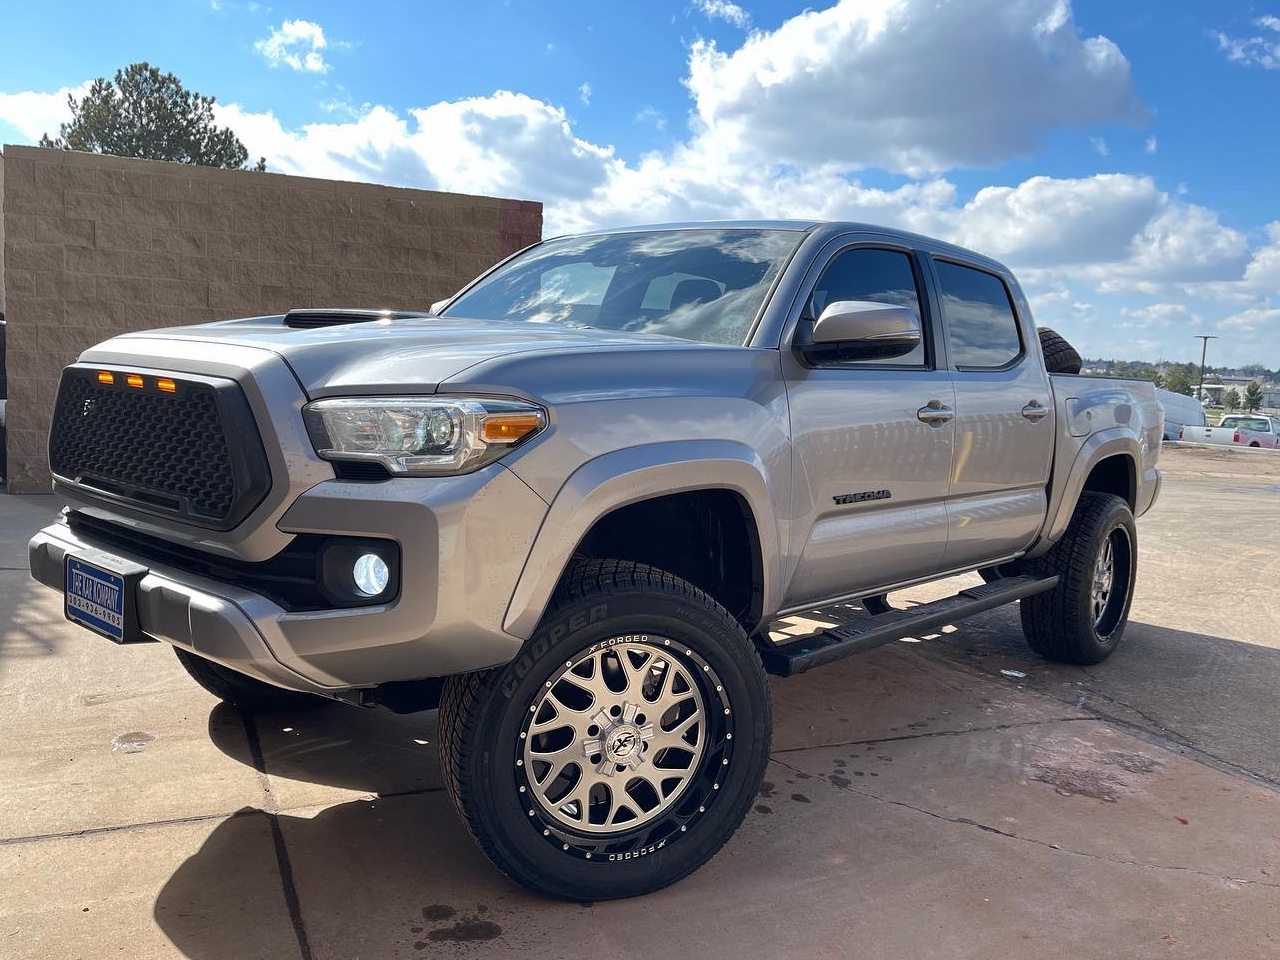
[303,397,546,476]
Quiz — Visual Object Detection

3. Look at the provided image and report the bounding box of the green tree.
[40,62,265,170]
[1223,388,1240,412]
[1161,362,1197,397]
[1113,361,1161,384]
[1244,382,1264,412]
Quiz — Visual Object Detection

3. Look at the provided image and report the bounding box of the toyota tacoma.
[29,221,1161,900]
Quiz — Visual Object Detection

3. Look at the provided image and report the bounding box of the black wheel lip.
[513,632,735,862]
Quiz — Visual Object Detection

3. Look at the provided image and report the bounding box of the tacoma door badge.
[833,490,892,505]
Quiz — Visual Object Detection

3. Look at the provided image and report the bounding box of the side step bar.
[758,575,1059,678]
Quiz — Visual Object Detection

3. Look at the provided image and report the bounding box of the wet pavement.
[2,445,1277,960]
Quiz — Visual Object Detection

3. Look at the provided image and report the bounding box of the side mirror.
[796,300,921,363]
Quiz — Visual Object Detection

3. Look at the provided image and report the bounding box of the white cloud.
[1217,307,1280,334]
[0,81,91,140]
[255,19,332,73]
[7,0,1277,366]
[1214,16,1280,69]
[1145,134,1157,153]
[1242,222,1280,289]
[693,0,752,29]
[684,0,1147,176]
[578,82,592,106]
[1119,303,1198,328]
[218,91,617,203]
[634,106,667,130]
[1090,136,1109,156]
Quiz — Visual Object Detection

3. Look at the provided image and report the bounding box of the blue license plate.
[66,557,128,642]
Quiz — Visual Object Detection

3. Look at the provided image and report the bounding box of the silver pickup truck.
[29,221,1161,900]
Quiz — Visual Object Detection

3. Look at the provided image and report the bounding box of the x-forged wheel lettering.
[438,559,771,901]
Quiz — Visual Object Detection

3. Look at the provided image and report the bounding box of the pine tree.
[40,62,265,170]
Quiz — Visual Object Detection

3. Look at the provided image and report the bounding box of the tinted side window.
[934,260,1022,369]
[808,248,925,365]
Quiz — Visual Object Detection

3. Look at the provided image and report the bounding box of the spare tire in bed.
[1038,326,1083,374]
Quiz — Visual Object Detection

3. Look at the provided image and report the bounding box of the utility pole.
[1195,335,1217,402]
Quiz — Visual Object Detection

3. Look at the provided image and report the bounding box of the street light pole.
[1195,335,1218,401]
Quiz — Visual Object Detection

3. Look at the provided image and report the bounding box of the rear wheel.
[438,559,771,901]
[1019,493,1136,664]
[173,648,327,713]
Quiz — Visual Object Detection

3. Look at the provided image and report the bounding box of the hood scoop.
[283,308,434,329]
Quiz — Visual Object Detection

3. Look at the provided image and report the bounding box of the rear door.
[782,240,955,607]
[927,257,1055,570]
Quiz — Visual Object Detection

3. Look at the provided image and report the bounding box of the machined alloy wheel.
[1092,536,1116,628]
[521,639,716,837]
[438,559,771,901]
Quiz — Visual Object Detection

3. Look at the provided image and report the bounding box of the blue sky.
[2,0,1278,369]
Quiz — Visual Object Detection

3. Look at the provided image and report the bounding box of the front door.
[782,243,955,608]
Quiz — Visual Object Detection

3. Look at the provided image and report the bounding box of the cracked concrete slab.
[776,719,1280,892]
[0,813,299,960]
[4,446,1280,959]
[0,581,267,838]
[901,448,1280,786]
[161,760,1279,960]
[768,643,1087,752]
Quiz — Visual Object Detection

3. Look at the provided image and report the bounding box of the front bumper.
[29,465,549,695]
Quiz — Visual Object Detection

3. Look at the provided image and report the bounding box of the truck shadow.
[150,613,1280,959]
[153,703,535,960]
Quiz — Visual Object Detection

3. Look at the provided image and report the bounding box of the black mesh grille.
[49,369,271,529]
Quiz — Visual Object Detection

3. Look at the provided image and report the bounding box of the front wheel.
[1019,492,1137,664]
[438,559,772,901]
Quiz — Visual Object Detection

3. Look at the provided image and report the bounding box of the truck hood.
[109,314,712,396]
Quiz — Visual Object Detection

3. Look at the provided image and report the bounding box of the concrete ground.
[2,445,1277,960]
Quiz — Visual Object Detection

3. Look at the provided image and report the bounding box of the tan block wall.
[0,144,542,492]
[0,150,6,313]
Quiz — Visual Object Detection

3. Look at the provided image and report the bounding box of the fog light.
[352,553,390,597]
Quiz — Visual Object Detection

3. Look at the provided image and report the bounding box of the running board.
[759,575,1059,678]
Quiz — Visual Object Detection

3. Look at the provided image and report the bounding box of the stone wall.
[0,144,542,492]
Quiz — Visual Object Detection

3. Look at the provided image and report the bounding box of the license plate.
[65,554,147,643]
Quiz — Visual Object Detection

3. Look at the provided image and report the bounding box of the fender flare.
[503,440,781,639]
[1041,428,1139,545]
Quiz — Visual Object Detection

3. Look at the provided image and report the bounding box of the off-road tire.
[438,559,772,901]
[1038,327,1083,375]
[173,647,327,712]
[1019,492,1136,664]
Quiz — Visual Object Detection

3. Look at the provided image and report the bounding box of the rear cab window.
[933,260,1023,369]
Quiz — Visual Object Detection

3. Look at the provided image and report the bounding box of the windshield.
[441,228,804,346]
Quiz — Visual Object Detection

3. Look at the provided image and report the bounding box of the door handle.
[1021,401,1049,421]
[917,401,954,426]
